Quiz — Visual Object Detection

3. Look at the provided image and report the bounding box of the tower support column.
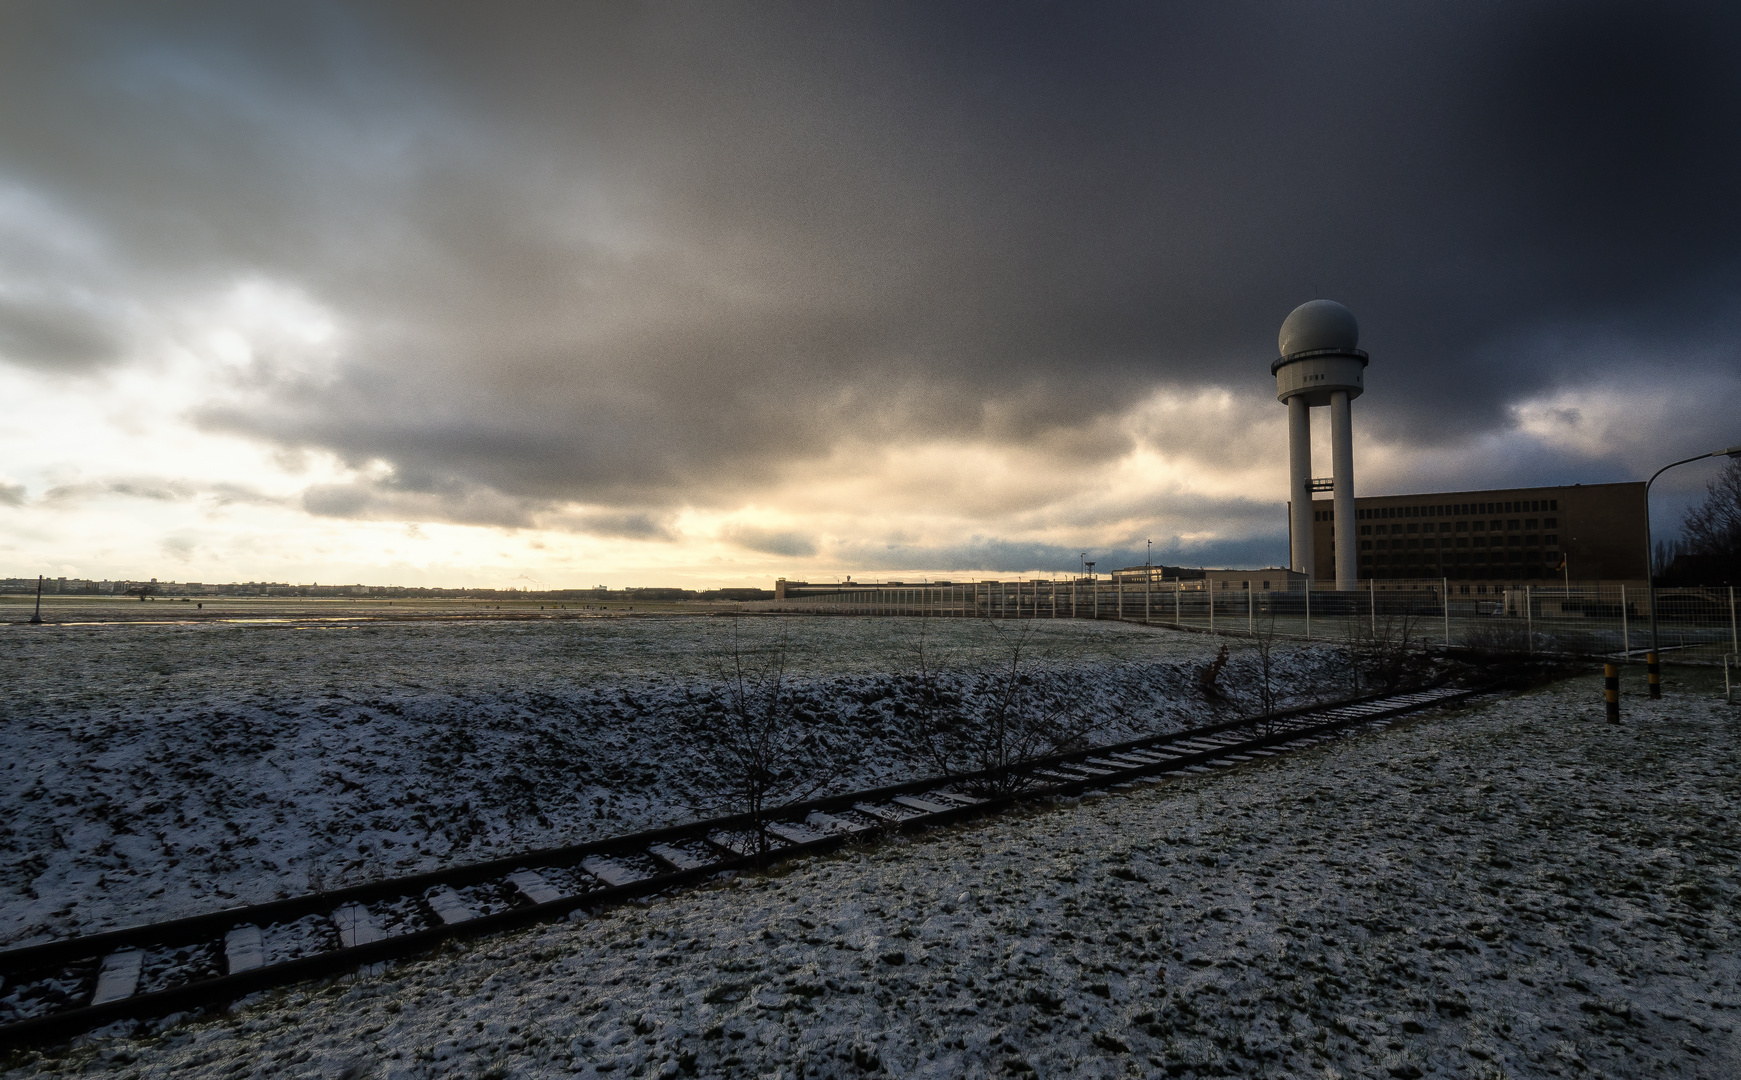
[1330,389,1357,589]
[1287,395,1313,580]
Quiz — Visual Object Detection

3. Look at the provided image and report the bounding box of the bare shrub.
[1337,613,1365,695]
[1339,596,1435,691]
[1370,605,1426,688]
[1249,616,1282,717]
[680,618,848,859]
[1459,618,1532,655]
[902,620,1098,797]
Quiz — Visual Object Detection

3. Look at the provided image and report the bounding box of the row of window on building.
[1359,499,1558,520]
[1363,535,1557,552]
[1361,517,1556,536]
[1316,499,1560,523]
[1367,560,1565,583]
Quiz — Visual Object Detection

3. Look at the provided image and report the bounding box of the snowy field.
[8,675,1736,1078]
[0,615,1346,947]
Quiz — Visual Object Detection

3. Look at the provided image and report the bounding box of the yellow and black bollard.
[1604,663,1620,724]
[1646,652,1661,699]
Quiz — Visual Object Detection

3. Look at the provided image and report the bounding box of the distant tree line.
[0,580,775,601]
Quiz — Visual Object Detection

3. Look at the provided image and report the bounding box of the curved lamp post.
[1645,444,1741,695]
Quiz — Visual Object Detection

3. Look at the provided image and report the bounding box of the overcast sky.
[3,1,1739,588]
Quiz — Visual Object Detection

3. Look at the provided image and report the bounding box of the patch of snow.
[7,677,1737,1078]
[0,616,1344,946]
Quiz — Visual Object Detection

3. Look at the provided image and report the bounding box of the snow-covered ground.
[7,674,1735,1078]
[1,615,1346,947]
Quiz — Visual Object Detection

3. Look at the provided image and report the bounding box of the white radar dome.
[1278,299,1359,357]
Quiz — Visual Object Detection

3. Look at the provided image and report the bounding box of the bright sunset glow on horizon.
[3,4,1739,588]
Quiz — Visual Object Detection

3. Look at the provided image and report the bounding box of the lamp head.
[1718,444,1741,458]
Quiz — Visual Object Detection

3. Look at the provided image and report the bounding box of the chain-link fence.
[755,578,1741,665]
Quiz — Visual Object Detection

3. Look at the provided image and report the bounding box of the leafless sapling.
[1248,609,1282,728]
[903,620,1099,797]
[680,618,846,860]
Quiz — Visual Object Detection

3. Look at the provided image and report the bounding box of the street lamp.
[1644,444,1741,697]
[1146,539,1153,623]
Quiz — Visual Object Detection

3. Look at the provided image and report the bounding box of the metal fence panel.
[752,577,1741,665]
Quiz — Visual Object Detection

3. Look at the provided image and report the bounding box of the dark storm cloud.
[568,511,677,543]
[298,476,681,539]
[3,1,1739,510]
[0,296,121,372]
[300,479,541,529]
[834,487,1290,571]
[41,478,199,505]
[725,526,820,559]
[36,477,284,508]
[836,535,1289,577]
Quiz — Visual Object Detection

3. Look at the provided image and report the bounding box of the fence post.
[1305,582,1311,641]
[1730,585,1737,657]
[1526,585,1533,654]
[1443,577,1450,649]
[1145,573,1151,625]
[1604,662,1620,724]
[1369,578,1376,636]
[1247,586,1253,632]
[1621,583,1629,658]
[1209,585,1215,633]
[1174,582,1180,626]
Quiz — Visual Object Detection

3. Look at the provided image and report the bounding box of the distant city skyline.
[3,2,1739,589]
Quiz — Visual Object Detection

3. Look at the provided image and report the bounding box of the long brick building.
[1300,481,1647,583]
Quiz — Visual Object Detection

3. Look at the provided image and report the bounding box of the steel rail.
[0,683,1485,1048]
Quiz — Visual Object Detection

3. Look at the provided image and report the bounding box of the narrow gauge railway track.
[0,684,1480,1047]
